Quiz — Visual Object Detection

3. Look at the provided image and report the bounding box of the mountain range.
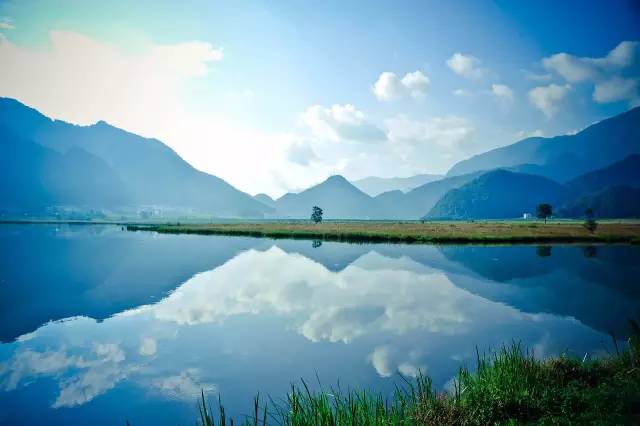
[425,154,640,219]
[0,98,271,218]
[1,97,639,220]
[446,107,640,182]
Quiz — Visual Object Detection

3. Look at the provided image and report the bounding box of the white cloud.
[300,104,385,143]
[280,109,480,189]
[369,346,394,377]
[372,70,430,101]
[593,77,639,104]
[146,248,476,342]
[543,53,599,82]
[1,349,80,391]
[0,17,14,30]
[397,362,422,377]
[446,53,486,79]
[286,140,318,166]
[373,72,403,101]
[139,337,158,356]
[514,129,544,141]
[368,346,425,378]
[528,84,570,117]
[491,84,514,104]
[543,41,639,82]
[453,88,472,97]
[400,71,431,98]
[386,115,474,149]
[1,342,131,408]
[54,362,129,408]
[541,41,640,108]
[152,368,216,400]
[522,69,552,82]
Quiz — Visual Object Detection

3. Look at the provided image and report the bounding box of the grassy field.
[198,324,640,425]
[127,220,640,244]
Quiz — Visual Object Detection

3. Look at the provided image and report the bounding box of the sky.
[0,0,639,197]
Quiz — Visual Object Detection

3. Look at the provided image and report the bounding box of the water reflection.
[0,225,638,425]
[583,246,598,258]
[536,245,552,257]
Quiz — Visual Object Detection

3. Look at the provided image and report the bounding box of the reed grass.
[196,322,640,425]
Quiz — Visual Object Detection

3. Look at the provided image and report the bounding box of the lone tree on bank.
[536,203,552,224]
[311,206,323,224]
[584,208,598,233]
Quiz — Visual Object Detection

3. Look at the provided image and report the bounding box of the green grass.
[197,322,640,425]
[127,220,640,244]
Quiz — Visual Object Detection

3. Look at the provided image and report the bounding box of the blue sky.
[1,0,639,196]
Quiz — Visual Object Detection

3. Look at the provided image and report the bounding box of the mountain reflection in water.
[0,225,638,425]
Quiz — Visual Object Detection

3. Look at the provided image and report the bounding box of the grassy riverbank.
[199,326,640,425]
[128,220,640,244]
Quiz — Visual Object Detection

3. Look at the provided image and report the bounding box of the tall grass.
[197,323,640,425]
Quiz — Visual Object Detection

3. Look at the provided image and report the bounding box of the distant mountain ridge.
[0,98,271,218]
[2,97,640,220]
[447,107,640,182]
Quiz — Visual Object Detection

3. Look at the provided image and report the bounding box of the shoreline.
[125,221,640,245]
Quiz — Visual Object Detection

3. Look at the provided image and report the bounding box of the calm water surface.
[0,224,639,425]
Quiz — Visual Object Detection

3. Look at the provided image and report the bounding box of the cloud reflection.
[0,245,612,410]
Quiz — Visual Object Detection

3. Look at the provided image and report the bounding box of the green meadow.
[128,220,640,244]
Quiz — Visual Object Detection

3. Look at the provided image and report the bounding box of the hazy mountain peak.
[324,175,351,185]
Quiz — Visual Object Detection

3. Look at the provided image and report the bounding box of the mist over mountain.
[447,107,640,182]
[351,174,443,197]
[0,98,271,218]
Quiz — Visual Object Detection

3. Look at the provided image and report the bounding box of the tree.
[311,206,323,223]
[536,203,552,223]
[584,208,598,233]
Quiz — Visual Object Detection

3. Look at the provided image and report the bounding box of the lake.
[0,224,639,425]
